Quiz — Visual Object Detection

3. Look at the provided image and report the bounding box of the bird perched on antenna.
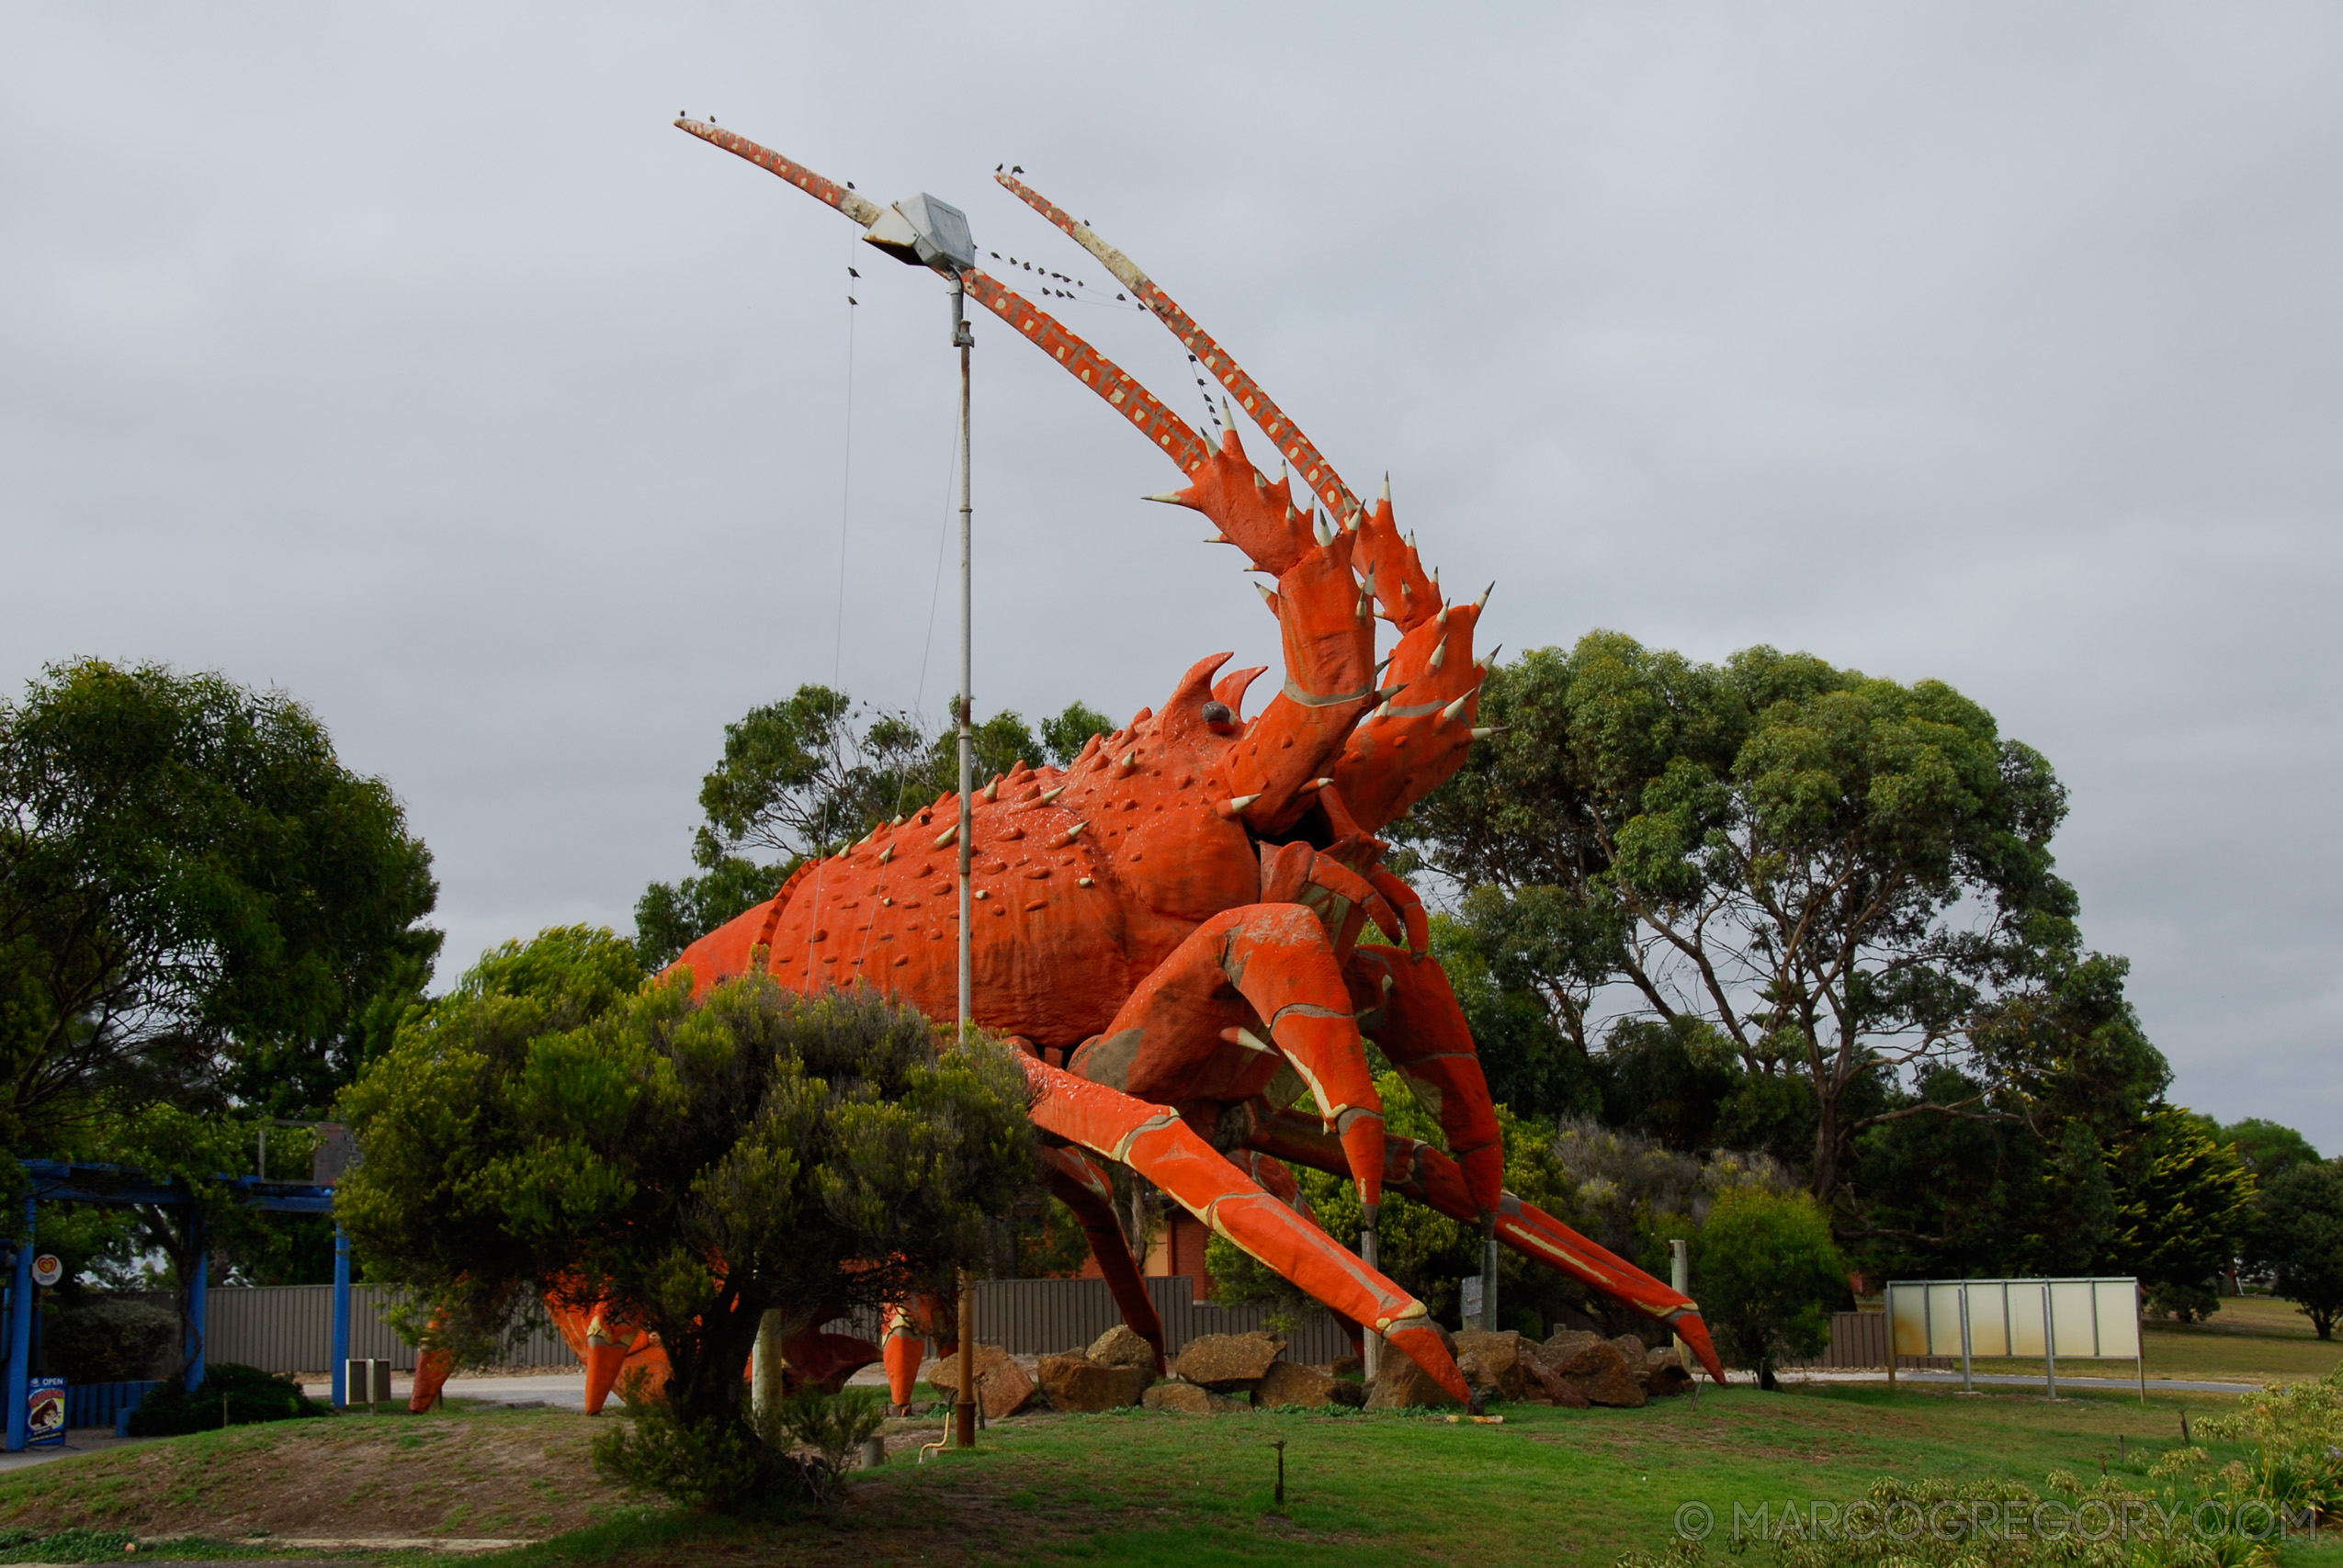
[1012,164,1024,173]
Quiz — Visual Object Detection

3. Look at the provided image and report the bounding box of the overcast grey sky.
[5,5,2337,1145]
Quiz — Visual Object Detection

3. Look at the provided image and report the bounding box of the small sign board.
[27,1379,64,1446]
[28,1255,62,1288]
[1460,1274,1484,1325]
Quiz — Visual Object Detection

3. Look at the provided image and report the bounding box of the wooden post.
[1884,1282,1896,1391]
[955,1270,976,1449]
[2043,1280,2058,1400]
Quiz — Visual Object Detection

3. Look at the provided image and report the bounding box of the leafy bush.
[1690,1187,1846,1388]
[125,1363,326,1435]
[591,1372,884,1513]
[2196,1365,2343,1524]
[768,1385,887,1503]
[47,1298,175,1382]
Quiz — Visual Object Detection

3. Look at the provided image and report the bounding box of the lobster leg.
[1352,945,1506,1216]
[1024,1054,1471,1404]
[880,1302,923,1413]
[1037,1144,1167,1373]
[1071,903,1389,1211]
[1234,1100,1729,1383]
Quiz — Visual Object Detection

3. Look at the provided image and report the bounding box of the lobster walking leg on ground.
[1228,1098,1730,1382]
[1036,1145,1167,1371]
[1024,1055,1474,1405]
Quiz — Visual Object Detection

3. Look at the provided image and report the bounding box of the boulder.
[1256,1360,1345,1410]
[1452,1329,1553,1405]
[1542,1328,1604,1367]
[1174,1330,1287,1390]
[1545,1374,1591,1409]
[1364,1348,1464,1411]
[1143,1381,1246,1415]
[1331,1354,1364,1380]
[1088,1324,1160,1374]
[1036,1354,1152,1412]
[923,1344,1035,1418]
[1546,1337,1647,1408]
[1611,1332,1655,1366]
[1645,1346,1694,1397]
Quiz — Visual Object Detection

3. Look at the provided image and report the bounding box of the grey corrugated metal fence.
[963,1277,1351,1364]
[169,1277,1349,1375]
[1776,1311,1952,1371]
[153,1286,579,1374]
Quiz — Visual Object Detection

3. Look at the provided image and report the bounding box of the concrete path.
[0,1427,153,1472]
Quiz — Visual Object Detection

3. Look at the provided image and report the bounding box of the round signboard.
[29,1255,62,1288]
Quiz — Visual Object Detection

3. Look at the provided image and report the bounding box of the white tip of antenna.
[1476,581,1494,609]
[1381,472,1391,505]
[1142,491,1187,505]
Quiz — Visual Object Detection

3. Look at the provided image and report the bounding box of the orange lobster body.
[447,121,1731,1419]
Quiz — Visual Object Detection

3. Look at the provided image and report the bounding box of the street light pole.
[949,275,979,1455]
[952,276,974,1035]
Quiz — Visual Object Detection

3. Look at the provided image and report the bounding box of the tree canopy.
[1407,633,2117,1201]
[2253,1159,2343,1340]
[0,659,439,1140]
[336,927,1035,1426]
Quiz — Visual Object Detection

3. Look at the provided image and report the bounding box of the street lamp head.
[864,192,976,275]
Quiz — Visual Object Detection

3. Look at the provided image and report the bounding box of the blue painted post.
[186,1245,209,1393]
[6,1201,35,1451]
[331,1228,351,1408]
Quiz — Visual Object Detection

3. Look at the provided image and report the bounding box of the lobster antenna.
[675,120,1212,478]
[996,173,1363,522]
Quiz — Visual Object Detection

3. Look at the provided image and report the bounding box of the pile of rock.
[1365,1326,1699,1410]
[925,1322,1692,1419]
[1136,1330,1368,1414]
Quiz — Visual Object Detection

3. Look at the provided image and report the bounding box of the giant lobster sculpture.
[424,121,1726,1415]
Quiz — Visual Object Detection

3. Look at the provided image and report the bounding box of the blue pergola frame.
[5,1160,348,1450]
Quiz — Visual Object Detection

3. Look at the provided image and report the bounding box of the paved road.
[1777,1369,2260,1394]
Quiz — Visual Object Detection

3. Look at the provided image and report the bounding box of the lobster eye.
[1200,701,1235,730]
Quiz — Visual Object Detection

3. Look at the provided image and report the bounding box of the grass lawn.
[1953,1295,2343,1385]
[5,1378,2337,1566]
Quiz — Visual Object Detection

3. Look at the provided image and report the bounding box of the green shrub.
[47,1299,175,1382]
[768,1385,887,1503]
[591,1373,885,1514]
[1691,1187,1845,1388]
[125,1363,326,1435]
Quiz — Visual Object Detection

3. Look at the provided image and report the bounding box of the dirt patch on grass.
[0,1409,622,1542]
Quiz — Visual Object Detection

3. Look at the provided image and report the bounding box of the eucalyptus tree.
[1409,632,2100,1201]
